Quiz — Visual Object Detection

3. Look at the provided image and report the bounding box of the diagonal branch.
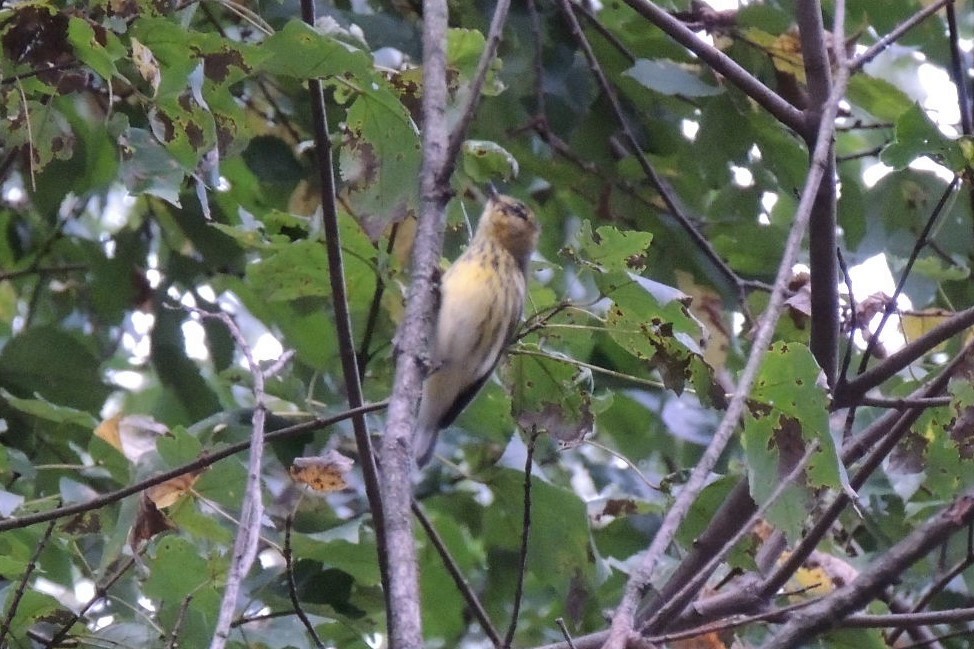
[601,46,854,649]
[764,489,974,648]
[557,0,747,297]
[443,0,513,181]
[835,302,974,409]
[622,0,804,132]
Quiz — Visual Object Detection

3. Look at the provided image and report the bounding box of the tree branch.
[601,41,853,649]
[208,314,270,649]
[379,0,454,645]
[851,0,953,73]
[764,490,974,647]
[622,0,804,133]
[298,0,390,605]
[557,0,747,297]
[442,0,513,181]
[835,301,974,409]
[799,0,838,386]
[504,430,538,648]
[412,500,503,645]
[0,403,387,534]
[0,517,56,646]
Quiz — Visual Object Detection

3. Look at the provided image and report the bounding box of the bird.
[413,189,541,466]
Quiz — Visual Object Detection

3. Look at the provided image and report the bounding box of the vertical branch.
[503,430,539,648]
[945,3,972,137]
[208,313,270,649]
[298,0,390,605]
[798,0,838,387]
[379,0,452,645]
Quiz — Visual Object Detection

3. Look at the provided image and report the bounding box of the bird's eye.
[508,202,529,220]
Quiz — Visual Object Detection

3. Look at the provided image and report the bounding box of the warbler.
[414,190,541,466]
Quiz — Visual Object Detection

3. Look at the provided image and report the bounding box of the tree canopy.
[3,0,974,647]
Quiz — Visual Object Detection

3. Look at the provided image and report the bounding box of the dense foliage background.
[4,0,974,647]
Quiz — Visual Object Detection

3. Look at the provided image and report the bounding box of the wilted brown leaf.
[130,492,176,548]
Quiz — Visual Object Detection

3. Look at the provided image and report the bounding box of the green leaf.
[742,342,843,539]
[0,327,111,412]
[484,468,590,587]
[846,74,915,122]
[508,346,594,444]
[881,104,965,171]
[0,389,98,428]
[259,20,373,80]
[156,426,204,467]
[118,125,186,205]
[623,59,723,97]
[143,536,211,600]
[247,240,332,301]
[574,222,653,273]
[66,18,124,79]
[462,140,519,182]
[291,527,381,587]
[338,83,422,240]
[603,274,709,394]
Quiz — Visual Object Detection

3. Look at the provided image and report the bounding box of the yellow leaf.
[289,451,354,492]
[676,270,729,370]
[147,472,201,509]
[94,414,125,453]
[900,308,958,353]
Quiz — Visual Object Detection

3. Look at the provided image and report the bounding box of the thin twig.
[503,429,539,648]
[851,0,952,72]
[764,488,974,647]
[557,0,746,297]
[859,395,953,408]
[285,515,326,648]
[555,618,579,649]
[0,264,88,281]
[443,0,513,181]
[0,402,387,534]
[886,529,974,645]
[761,342,972,600]
[168,596,194,649]
[411,501,503,646]
[357,223,400,380]
[622,0,804,132]
[643,442,821,632]
[836,301,974,409]
[850,176,959,380]
[46,555,138,647]
[0,517,57,645]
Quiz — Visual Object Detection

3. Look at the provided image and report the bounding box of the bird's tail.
[413,422,439,467]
